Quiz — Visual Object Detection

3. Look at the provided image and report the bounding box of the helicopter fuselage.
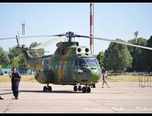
[21,41,102,86]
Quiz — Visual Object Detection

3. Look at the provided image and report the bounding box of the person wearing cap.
[9,68,21,99]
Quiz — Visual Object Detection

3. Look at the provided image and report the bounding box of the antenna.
[22,21,25,44]
[90,2,94,54]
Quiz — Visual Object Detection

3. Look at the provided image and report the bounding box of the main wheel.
[92,84,96,88]
[82,87,87,93]
[43,86,47,92]
[86,87,91,93]
[73,86,77,91]
[78,86,82,91]
[48,86,52,92]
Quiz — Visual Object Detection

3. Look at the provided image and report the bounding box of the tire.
[48,86,52,92]
[74,86,77,91]
[78,86,82,91]
[86,87,91,93]
[82,87,86,93]
[43,86,47,92]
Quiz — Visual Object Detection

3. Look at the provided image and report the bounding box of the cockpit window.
[79,57,100,67]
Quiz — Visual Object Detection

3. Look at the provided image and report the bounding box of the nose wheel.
[73,84,91,93]
[82,86,91,93]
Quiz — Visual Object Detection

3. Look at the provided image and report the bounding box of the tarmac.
[0,81,152,113]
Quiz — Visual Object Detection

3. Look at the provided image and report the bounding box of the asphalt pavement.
[0,81,152,113]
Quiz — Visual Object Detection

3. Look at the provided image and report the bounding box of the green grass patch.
[107,75,152,82]
[0,75,37,82]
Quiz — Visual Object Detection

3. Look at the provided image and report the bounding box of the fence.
[139,75,152,87]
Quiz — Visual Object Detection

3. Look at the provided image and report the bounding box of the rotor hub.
[66,31,75,42]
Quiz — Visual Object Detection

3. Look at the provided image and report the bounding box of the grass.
[0,75,37,82]
[107,75,141,82]
[107,75,152,82]
[0,74,152,83]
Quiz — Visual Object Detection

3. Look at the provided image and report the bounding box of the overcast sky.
[0,3,152,55]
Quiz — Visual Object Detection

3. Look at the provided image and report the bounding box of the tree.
[128,38,147,71]
[8,46,24,68]
[0,47,10,67]
[145,36,152,72]
[96,51,105,71]
[104,39,132,73]
[11,56,20,68]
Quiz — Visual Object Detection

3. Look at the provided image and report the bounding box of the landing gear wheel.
[43,86,47,92]
[43,85,52,92]
[92,84,96,88]
[86,87,91,93]
[48,86,52,92]
[82,87,87,93]
[74,86,77,91]
[82,86,91,93]
[78,86,82,91]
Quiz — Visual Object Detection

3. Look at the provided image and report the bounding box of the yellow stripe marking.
[58,48,72,81]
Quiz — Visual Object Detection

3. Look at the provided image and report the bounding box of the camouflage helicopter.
[1,31,152,93]
[16,31,102,93]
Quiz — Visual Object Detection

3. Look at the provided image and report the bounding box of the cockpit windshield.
[79,57,100,67]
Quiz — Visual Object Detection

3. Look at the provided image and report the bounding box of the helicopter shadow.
[20,89,83,94]
[0,89,83,95]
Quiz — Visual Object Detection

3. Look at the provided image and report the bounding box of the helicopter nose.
[90,68,102,82]
[78,67,102,83]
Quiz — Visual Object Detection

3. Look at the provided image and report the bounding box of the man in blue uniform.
[9,68,21,99]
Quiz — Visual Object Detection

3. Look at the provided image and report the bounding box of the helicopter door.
[74,59,81,75]
[74,59,83,75]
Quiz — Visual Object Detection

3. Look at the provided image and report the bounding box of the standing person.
[102,70,110,88]
[9,68,21,99]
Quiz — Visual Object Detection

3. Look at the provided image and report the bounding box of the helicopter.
[17,31,102,93]
[1,31,152,93]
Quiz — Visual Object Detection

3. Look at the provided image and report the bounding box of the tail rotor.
[15,35,20,48]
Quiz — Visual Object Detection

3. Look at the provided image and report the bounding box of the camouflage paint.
[20,41,102,85]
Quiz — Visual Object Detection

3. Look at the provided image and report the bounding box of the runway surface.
[0,81,152,113]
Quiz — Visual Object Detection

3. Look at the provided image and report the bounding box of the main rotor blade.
[0,34,62,40]
[31,36,66,50]
[0,37,16,40]
[28,50,50,53]
[76,35,152,51]
[19,34,60,39]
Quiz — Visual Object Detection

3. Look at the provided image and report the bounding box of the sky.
[0,2,152,55]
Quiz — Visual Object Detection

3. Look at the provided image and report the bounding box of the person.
[9,68,21,99]
[102,70,110,88]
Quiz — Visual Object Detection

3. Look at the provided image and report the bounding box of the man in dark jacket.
[9,68,21,99]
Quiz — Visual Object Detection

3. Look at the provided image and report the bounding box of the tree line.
[0,42,44,69]
[96,36,152,73]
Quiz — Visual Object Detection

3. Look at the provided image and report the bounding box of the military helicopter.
[17,31,102,93]
[1,31,152,93]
